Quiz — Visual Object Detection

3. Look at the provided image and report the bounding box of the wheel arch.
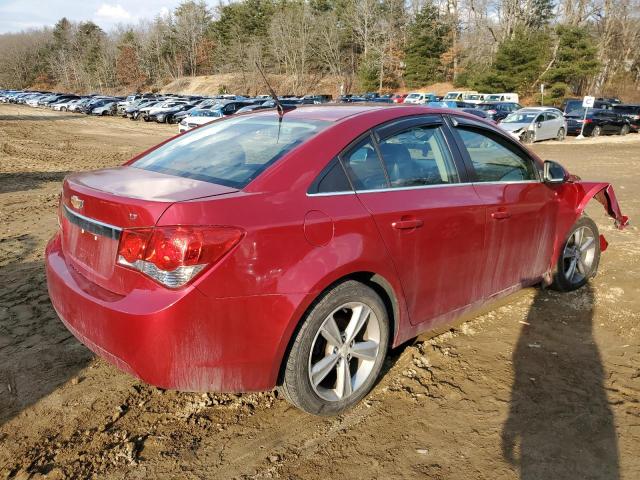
[274,271,401,386]
[549,181,628,271]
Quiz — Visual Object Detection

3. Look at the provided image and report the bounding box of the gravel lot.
[1,104,638,479]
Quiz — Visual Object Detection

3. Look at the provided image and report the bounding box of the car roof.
[250,104,389,122]
[244,104,492,124]
[519,107,561,112]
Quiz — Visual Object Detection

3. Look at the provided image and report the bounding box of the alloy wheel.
[562,226,597,284]
[308,302,381,402]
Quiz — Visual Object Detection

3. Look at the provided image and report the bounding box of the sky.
[0,0,187,34]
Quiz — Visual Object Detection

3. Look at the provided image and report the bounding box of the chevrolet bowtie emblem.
[70,195,84,209]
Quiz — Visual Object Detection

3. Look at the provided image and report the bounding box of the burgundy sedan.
[45,105,627,415]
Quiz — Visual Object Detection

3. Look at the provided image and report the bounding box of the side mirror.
[543,160,568,184]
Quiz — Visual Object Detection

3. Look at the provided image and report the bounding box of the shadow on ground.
[502,285,619,479]
[0,115,86,122]
[0,172,71,194]
[0,235,92,426]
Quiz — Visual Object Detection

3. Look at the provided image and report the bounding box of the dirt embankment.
[0,104,639,479]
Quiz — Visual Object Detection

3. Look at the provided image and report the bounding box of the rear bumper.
[45,232,310,392]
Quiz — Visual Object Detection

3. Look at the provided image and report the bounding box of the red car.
[392,94,408,104]
[46,106,628,415]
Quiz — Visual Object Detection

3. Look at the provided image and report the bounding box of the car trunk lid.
[60,166,237,294]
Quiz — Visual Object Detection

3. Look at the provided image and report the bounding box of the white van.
[484,93,519,103]
[443,91,478,102]
[404,92,437,104]
[463,93,486,105]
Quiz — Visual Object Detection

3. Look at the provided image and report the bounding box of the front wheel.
[521,131,535,144]
[280,281,389,416]
[551,216,600,292]
[619,124,629,136]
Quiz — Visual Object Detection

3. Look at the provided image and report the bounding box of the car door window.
[377,126,459,187]
[340,137,388,190]
[457,128,537,182]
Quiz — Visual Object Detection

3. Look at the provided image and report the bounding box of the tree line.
[0,0,638,103]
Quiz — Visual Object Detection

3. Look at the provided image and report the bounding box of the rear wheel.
[551,216,600,292]
[619,124,630,136]
[590,125,602,137]
[281,281,389,416]
[556,127,565,141]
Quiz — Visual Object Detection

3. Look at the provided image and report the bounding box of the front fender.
[551,181,628,268]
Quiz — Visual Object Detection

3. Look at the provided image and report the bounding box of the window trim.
[447,116,542,183]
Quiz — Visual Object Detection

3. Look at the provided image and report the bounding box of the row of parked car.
[1,88,638,143]
[0,90,329,132]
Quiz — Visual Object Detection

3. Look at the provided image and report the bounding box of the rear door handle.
[392,219,424,230]
[491,211,511,220]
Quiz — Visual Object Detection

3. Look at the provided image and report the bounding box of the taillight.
[117,226,244,288]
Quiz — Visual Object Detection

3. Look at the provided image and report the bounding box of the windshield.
[486,95,502,101]
[466,95,481,100]
[406,94,420,99]
[444,93,459,100]
[133,114,330,188]
[502,112,538,123]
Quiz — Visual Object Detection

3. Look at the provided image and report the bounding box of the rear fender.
[551,181,628,269]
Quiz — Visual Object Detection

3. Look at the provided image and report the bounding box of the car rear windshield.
[132,114,330,188]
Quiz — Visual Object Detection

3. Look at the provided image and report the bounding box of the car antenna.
[255,61,284,118]
[255,61,291,142]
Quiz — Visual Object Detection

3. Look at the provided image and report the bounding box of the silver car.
[499,107,567,143]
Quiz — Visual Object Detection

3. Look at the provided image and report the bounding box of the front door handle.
[392,218,424,230]
[491,211,511,220]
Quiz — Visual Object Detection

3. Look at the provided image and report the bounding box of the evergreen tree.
[543,26,599,100]
[403,3,451,87]
[472,28,549,93]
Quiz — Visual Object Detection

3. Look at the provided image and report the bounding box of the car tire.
[591,125,602,137]
[619,124,629,136]
[521,131,534,144]
[550,216,600,292]
[280,280,389,416]
[556,127,565,141]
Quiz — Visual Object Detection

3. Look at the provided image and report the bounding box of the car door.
[340,115,487,327]
[449,116,557,298]
[541,112,559,140]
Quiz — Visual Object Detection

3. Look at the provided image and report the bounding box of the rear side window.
[132,114,329,188]
[340,137,388,190]
[309,160,352,194]
[457,128,537,182]
[378,126,459,187]
[613,105,640,114]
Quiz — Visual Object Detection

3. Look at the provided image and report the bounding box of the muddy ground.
[0,104,638,479]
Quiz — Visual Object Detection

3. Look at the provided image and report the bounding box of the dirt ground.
[0,104,638,480]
